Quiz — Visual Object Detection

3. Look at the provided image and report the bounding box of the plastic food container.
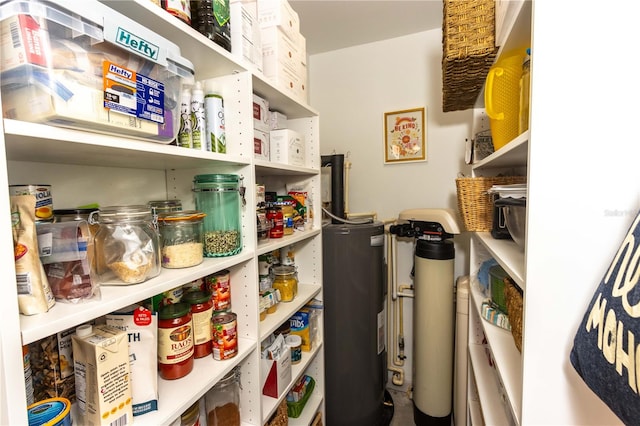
[0,0,194,143]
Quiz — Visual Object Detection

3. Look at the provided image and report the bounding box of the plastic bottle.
[178,88,193,148]
[518,48,531,134]
[191,81,208,151]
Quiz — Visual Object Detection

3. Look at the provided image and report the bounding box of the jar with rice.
[157,210,205,268]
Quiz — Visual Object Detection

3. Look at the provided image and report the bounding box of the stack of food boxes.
[257,0,308,104]
[230,0,263,73]
[253,93,270,160]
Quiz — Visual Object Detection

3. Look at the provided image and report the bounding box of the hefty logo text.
[116,28,158,60]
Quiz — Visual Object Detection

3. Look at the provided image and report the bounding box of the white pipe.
[385,229,405,385]
[346,211,378,220]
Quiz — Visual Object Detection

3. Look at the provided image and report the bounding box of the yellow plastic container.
[485,50,525,150]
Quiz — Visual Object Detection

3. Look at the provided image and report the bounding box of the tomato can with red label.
[211,312,237,360]
[205,269,231,311]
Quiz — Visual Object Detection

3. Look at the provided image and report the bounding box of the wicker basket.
[442,0,498,112]
[504,276,523,352]
[455,175,526,232]
[265,399,288,426]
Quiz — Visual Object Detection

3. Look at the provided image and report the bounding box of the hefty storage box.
[0,0,194,143]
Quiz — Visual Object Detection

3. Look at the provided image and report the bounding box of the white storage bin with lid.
[0,0,194,143]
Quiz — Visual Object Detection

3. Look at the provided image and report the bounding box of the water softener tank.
[323,222,386,426]
[413,239,455,425]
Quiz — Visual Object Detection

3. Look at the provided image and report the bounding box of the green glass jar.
[193,174,244,257]
[157,210,205,268]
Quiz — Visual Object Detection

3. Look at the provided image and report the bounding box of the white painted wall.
[309,29,473,392]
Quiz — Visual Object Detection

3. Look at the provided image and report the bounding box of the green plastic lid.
[158,302,191,319]
[182,290,212,305]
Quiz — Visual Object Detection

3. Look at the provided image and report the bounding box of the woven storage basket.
[265,399,288,426]
[504,276,523,352]
[455,175,526,232]
[442,0,498,112]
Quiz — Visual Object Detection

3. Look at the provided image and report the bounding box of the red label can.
[205,270,231,311]
[211,312,238,360]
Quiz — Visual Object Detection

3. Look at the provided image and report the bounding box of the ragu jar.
[182,290,214,358]
[158,302,194,380]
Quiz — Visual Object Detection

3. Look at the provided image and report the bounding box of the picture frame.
[384,107,426,163]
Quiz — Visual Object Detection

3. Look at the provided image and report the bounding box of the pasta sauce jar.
[158,302,194,380]
[182,290,214,358]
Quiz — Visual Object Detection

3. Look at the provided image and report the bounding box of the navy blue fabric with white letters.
[570,211,640,425]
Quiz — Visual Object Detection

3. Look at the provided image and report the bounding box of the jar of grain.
[193,174,244,257]
[90,206,161,285]
[205,368,241,426]
[157,210,205,268]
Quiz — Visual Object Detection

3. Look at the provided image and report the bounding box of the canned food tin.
[10,184,53,221]
[211,312,237,360]
[204,93,226,153]
[205,270,231,311]
[27,397,72,426]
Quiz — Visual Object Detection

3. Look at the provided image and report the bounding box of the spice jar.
[205,368,241,426]
[158,211,205,268]
[272,265,298,302]
[158,302,194,380]
[193,174,244,257]
[182,290,214,358]
[90,205,161,285]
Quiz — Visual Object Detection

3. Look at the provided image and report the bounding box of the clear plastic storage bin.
[0,0,194,143]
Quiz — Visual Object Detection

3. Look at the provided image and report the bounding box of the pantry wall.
[309,28,472,393]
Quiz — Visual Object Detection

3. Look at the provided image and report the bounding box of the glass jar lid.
[158,302,191,319]
[148,200,182,213]
[193,174,239,185]
[158,210,206,224]
[95,205,153,223]
[182,290,211,305]
[272,265,296,276]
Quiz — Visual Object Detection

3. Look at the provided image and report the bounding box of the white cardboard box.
[270,128,305,167]
[269,110,287,130]
[254,128,270,160]
[230,0,263,72]
[257,0,300,41]
[261,348,291,398]
[261,26,300,78]
[253,93,270,132]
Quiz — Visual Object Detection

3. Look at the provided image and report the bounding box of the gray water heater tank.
[323,221,387,426]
